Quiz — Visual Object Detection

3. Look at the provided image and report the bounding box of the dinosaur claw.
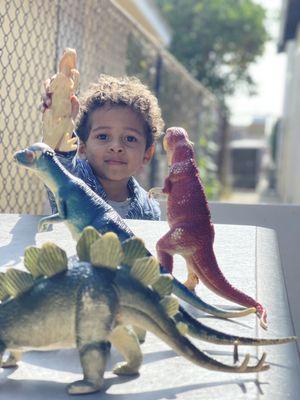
[237,353,250,372]
[244,352,269,373]
[259,310,268,330]
[38,221,51,233]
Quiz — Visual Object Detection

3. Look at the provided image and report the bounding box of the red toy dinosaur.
[150,127,267,329]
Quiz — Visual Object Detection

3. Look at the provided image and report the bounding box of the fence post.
[150,52,163,188]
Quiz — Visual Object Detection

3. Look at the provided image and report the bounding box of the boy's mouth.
[105,159,127,165]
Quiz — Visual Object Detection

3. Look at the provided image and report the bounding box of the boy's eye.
[124,135,137,143]
[97,133,108,141]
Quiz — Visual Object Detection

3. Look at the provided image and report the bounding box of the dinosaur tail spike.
[233,341,239,363]
[177,307,297,346]
[119,282,268,374]
[123,305,268,374]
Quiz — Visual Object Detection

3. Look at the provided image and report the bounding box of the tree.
[156,0,268,101]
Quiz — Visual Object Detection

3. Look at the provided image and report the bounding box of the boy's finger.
[38,93,52,113]
[42,93,52,107]
[38,102,46,112]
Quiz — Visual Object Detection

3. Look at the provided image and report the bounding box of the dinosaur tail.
[119,289,268,374]
[177,307,297,346]
[169,272,256,319]
[189,249,267,329]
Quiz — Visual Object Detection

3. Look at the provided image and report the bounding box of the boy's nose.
[109,139,124,152]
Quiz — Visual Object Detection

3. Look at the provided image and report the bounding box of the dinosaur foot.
[133,326,146,344]
[113,362,140,376]
[257,306,268,330]
[183,273,199,292]
[67,379,102,395]
[2,359,19,368]
[38,221,52,233]
[2,351,21,368]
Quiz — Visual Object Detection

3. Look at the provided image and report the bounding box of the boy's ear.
[143,144,155,164]
[77,140,87,159]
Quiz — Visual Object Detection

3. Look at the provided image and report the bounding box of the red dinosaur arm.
[162,176,172,194]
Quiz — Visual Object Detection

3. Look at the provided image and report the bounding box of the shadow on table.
[22,346,286,375]
[0,215,39,267]
[0,375,269,400]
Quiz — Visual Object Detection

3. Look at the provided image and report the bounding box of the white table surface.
[0,214,299,399]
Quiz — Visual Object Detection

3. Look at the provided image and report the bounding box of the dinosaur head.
[163,127,194,165]
[59,48,77,76]
[14,143,55,171]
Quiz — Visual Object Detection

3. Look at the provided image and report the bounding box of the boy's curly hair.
[76,75,164,149]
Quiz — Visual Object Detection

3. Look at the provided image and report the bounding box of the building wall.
[277,31,300,203]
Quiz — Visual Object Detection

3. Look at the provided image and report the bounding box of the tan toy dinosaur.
[42,48,79,152]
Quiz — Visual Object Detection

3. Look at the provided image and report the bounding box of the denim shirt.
[48,151,161,221]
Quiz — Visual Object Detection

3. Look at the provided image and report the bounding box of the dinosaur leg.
[109,325,143,375]
[55,118,76,152]
[42,109,58,149]
[68,341,110,394]
[2,350,22,368]
[0,341,6,367]
[68,290,116,394]
[184,261,199,291]
[156,228,186,272]
[132,325,147,343]
[156,242,174,273]
[157,227,199,289]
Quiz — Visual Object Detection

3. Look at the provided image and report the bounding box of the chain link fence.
[0,0,220,215]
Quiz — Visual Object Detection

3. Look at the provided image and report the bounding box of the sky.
[228,0,286,126]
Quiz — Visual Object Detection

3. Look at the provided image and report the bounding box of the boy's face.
[80,105,153,184]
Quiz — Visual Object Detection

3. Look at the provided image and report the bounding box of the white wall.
[278,29,300,203]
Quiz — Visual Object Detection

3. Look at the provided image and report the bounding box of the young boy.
[44,74,164,220]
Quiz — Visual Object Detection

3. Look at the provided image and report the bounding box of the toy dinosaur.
[149,127,268,329]
[0,227,295,394]
[14,143,255,321]
[42,48,79,152]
